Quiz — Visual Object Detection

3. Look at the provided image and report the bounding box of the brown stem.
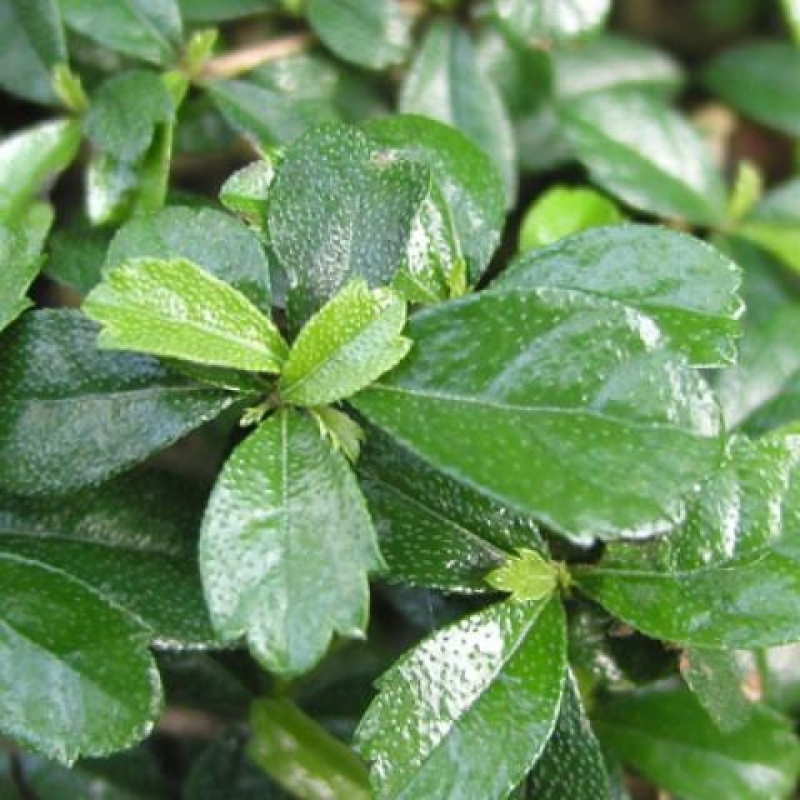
[202,32,314,79]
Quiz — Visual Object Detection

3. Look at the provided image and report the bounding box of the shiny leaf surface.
[494,0,611,41]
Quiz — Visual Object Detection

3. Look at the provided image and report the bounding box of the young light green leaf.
[308,0,410,70]
[0,0,66,105]
[199,409,383,677]
[267,122,429,321]
[366,115,505,283]
[359,428,543,593]
[494,0,611,42]
[0,203,53,333]
[219,160,274,223]
[518,186,622,252]
[84,257,287,373]
[353,287,723,544]
[486,549,559,602]
[281,280,410,406]
[400,21,516,205]
[559,88,727,226]
[497,224,743,367]
[107,205,272,313]
[0,554,162,765]
[59,0,182,64]
[0,311,238,496]
[594,682,800,800]
[704,42,800,137]
[727,161,762,225]
[310,405,365,462]
[356,596,567,800]
[249,698,371,800]
[0,118,80,223]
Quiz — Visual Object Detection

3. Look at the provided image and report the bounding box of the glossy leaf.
[784,0,800,41]
[0,310,237,496]
[307,0,410,70]
[281,280,410,406]
[0,0,66,105]
[498,224,743,367]
[356,596,567,800]
[199,409,383,677]
[578,434,800,648]
[0,554,161,765]
[494,0,611,42]
[353,287,723,544]
[0,470,215,646]
[106,205,272,313]
[559,88,727,226]
[594,682,800,800]
[0,204,52,333]
[365,115,505,283]
[400,20,516,204]
[84,257,287,373]
[46,220,110,295]
[518,187,622,252]
[0,119,80,224]
[59,0,182,64]
[219,160,274,223]
[704,42,800,136]
[485,549,559,602]
[268,122,429,319]
[524,673,611,800]
[249,698,371,799]
[85,70,174,164]
[359,429,543,593]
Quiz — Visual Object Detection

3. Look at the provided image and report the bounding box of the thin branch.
[203,31,314,79]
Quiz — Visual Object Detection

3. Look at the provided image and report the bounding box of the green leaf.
[281,280,410,406]
[524,672,611,800]
[578,434,800,648]
[179,0,277,22]
[0,470,216,647]
[352,288,723,544]
[593,682,800,800]
[783,0,800,42]
[0,310,237,496]
[494,0,611,42]
[399,20,516,204]
[85,70,175,164]
[518,186,622,252]
[485,549,559,602]
[0,203,53,333]
[704,42,800,137]
[726,161,762,225]
[0,119,80,224]
[0,0,66,105]
[84,257,287,373]
[559,88,727,226]
[498,224,743,368]
[0,553,161,765]
[85,151,140,227]
[219,160,274,223]
[309,405,365,463]
[308,0,409,70]
[356,596,567,800]
[762,644,800,715]
[106,205,272,313]
[365,115,506,283]
[359,429,543,593]
[267,122,429,320]
[680,648,757,733]
[59,0,182,64]
[199,409,383,677]
[249,698,371,800]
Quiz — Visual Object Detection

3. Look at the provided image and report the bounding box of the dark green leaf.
[107,205,272,313]
[497,224,743,367]
[494,0,611,42]
[59,0,182,64]
[249,698,371,799]
[594,682,800,800]
[359,429,543,592]
[559,88,727,226]
[86,151,140,227]
[308,0,409,70]
[353,288,722,544]
[0,0,66,105]
[365,115,506,283]
[0,553,161,764]
[179,0,277,22]
[356,596,567,800]
[46,220,111,295]
[0,310,237,496]
[400,20,516,204]
[704,42,800,136]
[0,470,215,646]
[267,122,429,320]
[199,409,383,677]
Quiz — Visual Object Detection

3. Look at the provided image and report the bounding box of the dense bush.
[2,0,800,798]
